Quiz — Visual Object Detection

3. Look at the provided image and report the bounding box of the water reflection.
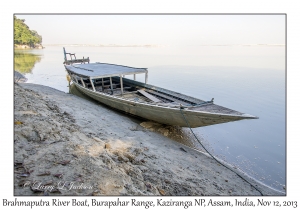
[14,50,42,74]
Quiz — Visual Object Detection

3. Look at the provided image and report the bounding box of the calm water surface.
[14,46,285,192]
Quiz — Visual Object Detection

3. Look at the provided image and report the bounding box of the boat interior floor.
[78,79,243,115]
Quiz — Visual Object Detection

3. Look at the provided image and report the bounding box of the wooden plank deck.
[146,90,190,105]
[137,90,161,102]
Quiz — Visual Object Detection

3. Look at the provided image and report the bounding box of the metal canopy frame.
[65,62,148,95]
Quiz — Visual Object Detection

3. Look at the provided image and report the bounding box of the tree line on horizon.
[14,15,42,47]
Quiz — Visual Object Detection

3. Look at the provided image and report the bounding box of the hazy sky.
[15,14,285,46]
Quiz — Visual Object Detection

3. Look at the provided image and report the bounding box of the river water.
[14,45,286,192]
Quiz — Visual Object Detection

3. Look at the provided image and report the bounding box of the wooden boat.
[63,48,258,128]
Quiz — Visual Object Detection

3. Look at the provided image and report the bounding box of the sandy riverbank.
[14,82,283,196]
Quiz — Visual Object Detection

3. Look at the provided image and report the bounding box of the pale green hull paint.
[73,82,249,128]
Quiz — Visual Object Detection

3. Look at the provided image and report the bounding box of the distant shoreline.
[14,44,44,49]
[43,43,284,47]
[43,44,164,48]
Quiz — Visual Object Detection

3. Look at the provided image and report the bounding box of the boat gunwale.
[72,78,256,119]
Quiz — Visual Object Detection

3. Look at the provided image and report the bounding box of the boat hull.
[73,82,251,128]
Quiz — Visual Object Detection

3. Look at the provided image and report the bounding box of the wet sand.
[14,82,283,196]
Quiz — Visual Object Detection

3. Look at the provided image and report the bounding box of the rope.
[179,107,264,196]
